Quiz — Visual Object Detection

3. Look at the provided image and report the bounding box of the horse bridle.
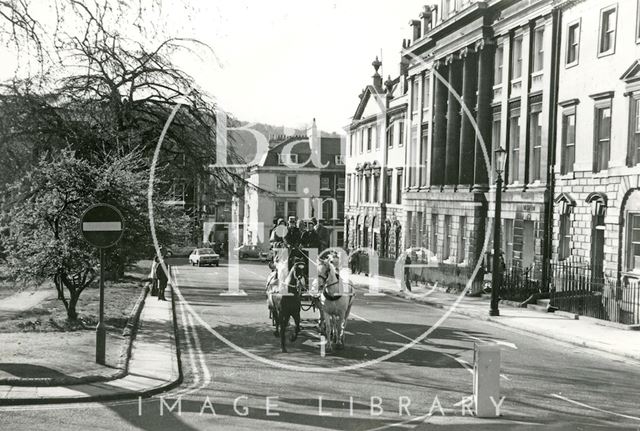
[287,262,307,294]
[317,264,339,290]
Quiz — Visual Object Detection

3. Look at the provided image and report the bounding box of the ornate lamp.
[495,146,507,176]
[490,146,507,316]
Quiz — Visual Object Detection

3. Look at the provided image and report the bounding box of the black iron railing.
[498,264,543,303]
[549,261,640,325]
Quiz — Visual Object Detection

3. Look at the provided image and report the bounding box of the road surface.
[1,259,640,430]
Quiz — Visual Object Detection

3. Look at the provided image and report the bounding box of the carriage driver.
[269,216,303,276]
[284,216,303,271]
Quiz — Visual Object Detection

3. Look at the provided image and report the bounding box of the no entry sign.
[81,204,124,248]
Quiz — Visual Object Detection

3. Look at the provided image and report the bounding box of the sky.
[166,0,431,134]
[0,0,432,134]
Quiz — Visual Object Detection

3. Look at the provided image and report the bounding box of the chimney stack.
[384,75,394,96]
[420,5,434,35]
[409,19,421,42]
[372,56,382,90]
[400,55,409,77]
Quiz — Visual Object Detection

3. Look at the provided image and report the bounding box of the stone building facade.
[242,122,345,252]
[552,0,640,284]
[344,59,409,259]
[344,0,640,293]
[400,0,561,286]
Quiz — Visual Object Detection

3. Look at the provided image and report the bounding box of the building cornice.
[403,1,488,57]
[589,91,615,101]
[558,98,580,107]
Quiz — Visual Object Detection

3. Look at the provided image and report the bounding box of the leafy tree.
[0,2,260,320]
[0,0,248,206]
[4,149,189,320]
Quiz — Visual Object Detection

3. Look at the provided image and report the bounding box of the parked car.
[189,248,220,267]
[238,244,261,259]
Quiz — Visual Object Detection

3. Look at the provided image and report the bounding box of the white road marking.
[351,312,372,324]
[365,413,431,431]
[550,393,640,422]
[169,267,213,397]
[386,329,510,381]
[453,395,474,407]
[386,329,416,343]
[176,299,200,394]
[454,331,518,350]
[188,313,212,389]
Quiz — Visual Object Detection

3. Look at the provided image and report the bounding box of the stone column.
[458,47,478,187]
[430,61,447,187]
[473,39,496,191]
[445,54,462,186]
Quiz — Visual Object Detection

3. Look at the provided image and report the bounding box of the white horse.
[315,259,354,351]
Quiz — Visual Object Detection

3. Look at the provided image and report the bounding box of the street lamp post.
[490,147,507,317]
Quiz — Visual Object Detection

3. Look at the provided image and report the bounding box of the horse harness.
[318,268,343,302]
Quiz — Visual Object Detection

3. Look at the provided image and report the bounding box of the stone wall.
[553,171,640,278]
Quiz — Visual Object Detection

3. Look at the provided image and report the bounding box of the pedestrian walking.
[354,250,362,274]
[348,250,358,274]
[404,254,412,292]
[154,256,169,301]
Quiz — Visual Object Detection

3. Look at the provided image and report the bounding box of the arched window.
[586,192,607,278]
[623,190,640,273]
[554,193,576,261]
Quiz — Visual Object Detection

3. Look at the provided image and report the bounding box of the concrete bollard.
[473,342,501,417]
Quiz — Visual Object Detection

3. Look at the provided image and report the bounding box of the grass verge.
[0,265,148,385]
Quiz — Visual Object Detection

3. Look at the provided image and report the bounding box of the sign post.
[81,204,124,365]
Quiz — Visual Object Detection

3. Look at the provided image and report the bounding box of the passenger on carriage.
[284,216,301,247]
[270,218,286,248]
[300,221,320,250]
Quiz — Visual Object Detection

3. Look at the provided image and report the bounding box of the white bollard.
[473,342,501,417]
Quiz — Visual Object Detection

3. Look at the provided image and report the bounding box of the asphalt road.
[2,259,640,430]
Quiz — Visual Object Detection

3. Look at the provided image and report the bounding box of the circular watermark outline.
[147,49,494,373]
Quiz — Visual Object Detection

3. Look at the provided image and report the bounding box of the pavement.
[0,279,181,405]
[347,271,640,362]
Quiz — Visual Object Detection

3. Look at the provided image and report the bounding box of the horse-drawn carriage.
[266,247,354,353]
